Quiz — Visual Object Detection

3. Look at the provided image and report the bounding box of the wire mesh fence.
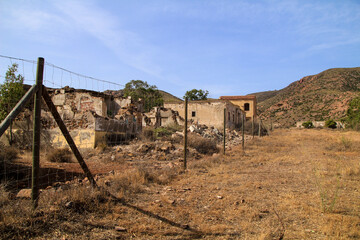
[0,55,269,237]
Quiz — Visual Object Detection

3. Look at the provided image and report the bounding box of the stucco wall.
[164,100,244,130]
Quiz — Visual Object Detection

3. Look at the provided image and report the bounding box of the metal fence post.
[183,98,188,170]
[32,57,44,209]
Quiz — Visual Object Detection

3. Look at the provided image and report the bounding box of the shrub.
[188,133,219,155]
[154,127,172,138]
[0,144,18,172]
[302,121,313,129]
[325,119,337,129]
[47,148,73,163]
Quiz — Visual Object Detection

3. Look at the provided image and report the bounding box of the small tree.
[325,119,337,129]
[0,63,25,145]
[123,80,163,112]
[302,121,313,129]
[345,95,360,130]
[0,63,25,121]
[183,89,209,100]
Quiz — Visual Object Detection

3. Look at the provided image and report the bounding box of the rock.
[216,195,223,199]
[137,143,155,153]
[16,189,32,199]
[65,201,73,208]
[104,180,111,186]
[114,226,126,232]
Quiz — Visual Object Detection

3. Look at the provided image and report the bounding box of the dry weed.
[188,133,219,155]
[46,148,73,163]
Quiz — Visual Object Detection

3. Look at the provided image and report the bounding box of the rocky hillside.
[257,67,360,127]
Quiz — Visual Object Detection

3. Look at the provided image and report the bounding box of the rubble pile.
[185,124,251,146]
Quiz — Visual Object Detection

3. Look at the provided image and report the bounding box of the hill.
[248,90,279,103]
[159,90,183,103]
[257,67,360,127]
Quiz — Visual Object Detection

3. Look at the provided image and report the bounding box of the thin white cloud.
[53,0,164,79]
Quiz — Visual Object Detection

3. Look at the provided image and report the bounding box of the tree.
[302,121,313,129]
[183,89,209,101]
[345,95,360,130]
[325,119,337,129]
[0,63,25,121]
[123,80,163,112]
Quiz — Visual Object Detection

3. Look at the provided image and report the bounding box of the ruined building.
[164,99,245,130]
[1,87,143,149]
[219,95,257,121]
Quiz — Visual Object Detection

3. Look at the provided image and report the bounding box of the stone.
[65,201,74,208]
[216,195,223,199]
[16,189,32,199]
[114,226,126,232]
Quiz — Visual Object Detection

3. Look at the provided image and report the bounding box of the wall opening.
[192,111,196,117]
[244,103,250,111]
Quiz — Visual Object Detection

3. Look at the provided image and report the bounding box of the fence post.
[252,117,254,139]
[258,119,262,137]
[183,98,188,170]
[242,115,245,151]
[32,57,44,209]
[223,108,226,155]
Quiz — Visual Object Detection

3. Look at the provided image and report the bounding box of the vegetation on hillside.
[257,67,360,127]
[345,95,360,130]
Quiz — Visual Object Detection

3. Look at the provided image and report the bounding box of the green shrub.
[47,148,73,163]
[325,119,337,129]
[154,127,172,138]
[302,121,313,129]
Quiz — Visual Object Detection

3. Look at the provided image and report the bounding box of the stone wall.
[164,100,244,130]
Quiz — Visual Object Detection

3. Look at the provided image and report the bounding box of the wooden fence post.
[32,57,44,209]
[252,117,254,139]
[258,119,262,137]
[183,98,188,170]
[242,115,245,151]
[223,108,226,155]
[42,88,97,188]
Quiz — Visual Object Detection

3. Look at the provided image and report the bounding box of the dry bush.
[139,127,156,141]
[95,142,108,153]
[47,148,73,163]
[189,154,222,169]
[0,144,18,173]
[0,183,10,207]
[187,133,219,155]
[106,166,180,198]
[0,145,18,163]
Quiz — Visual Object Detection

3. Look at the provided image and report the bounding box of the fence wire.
[0,55,268,238]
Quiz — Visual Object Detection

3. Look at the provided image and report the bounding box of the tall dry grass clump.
[46,148,73,163]
[187,133,219,155]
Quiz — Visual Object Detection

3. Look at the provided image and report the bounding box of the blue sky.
[1,0,359,98]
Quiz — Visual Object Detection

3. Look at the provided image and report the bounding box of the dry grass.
[46,148,73,163]
[1,128,360,239]
[188,133,219,155]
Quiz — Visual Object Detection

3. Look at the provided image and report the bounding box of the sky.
[1,0,360,99]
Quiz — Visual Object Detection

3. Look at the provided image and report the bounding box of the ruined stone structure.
[164,100,245,130]
[143,107,184,127]
[0,87,142,149]
[219,95,257,121]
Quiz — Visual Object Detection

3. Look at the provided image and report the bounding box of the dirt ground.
[1,128,360,239]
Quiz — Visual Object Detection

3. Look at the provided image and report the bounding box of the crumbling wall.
[164,100,244,130]
[143,107,183,127]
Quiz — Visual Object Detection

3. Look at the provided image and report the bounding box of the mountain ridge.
[254,67,360,127]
